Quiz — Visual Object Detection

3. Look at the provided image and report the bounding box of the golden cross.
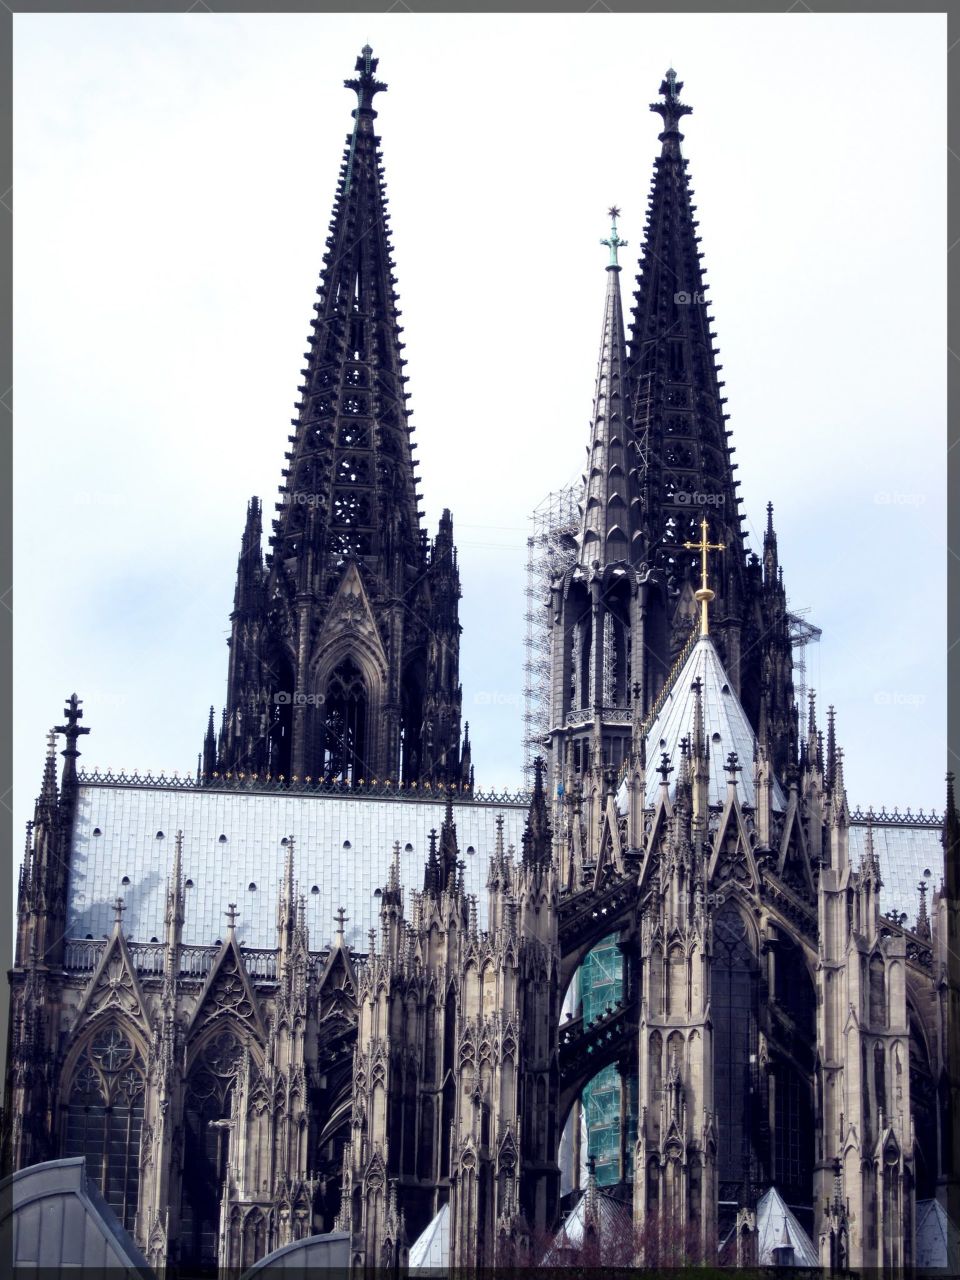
[683,516,725,635]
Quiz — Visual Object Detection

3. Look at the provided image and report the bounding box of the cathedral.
[4,46,958,1274]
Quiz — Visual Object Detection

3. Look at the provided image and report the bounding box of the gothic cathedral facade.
[5,48,957,1275]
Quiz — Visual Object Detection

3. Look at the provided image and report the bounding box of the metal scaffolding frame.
[786,607,822,712]
[522,484,582,788]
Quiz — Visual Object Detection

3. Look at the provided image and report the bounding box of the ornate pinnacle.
[651,67,692,142]
[113,896,125,927]
[725,752,742,786]
[334,906,349,939]
[344,44,387,115]
[657,753,674,786]
[683,517,725,635]
[601,206,628,268]
[225,902,239,932]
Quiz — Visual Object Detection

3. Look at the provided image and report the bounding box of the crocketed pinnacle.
[579,211,635,568]
[522,757,552,868]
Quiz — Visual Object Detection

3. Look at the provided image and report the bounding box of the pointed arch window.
[321,658,368,782]
[713,904,759,1201]
[179,1029,243,1267]
[63,1025,146,1231]
[869,954,886,1027]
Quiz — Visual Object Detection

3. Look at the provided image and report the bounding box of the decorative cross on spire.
[657,753,674,786]
[725,752,742,785]
[601,206,628,268]
[225,903,239,931]
[334,906,349,939]
[55,693,91,782]
[113,897,125,926]
[683,516,725,635]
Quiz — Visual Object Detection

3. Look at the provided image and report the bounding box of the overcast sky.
[13,11,947,845]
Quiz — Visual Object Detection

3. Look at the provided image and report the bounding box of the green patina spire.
[601,205,627,268]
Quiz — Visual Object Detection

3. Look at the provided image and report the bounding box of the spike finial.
[601,206,628,268]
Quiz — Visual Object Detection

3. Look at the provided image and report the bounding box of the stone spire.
[627,70,743,584]
[217,46,464,789]
[272,42,418,584]
[578,208,635,567]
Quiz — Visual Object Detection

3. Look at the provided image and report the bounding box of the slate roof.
[67,784,528,951]
[617,635,787,813]
[755,1186,819,1266]
[409,1202,449,1269]
[849,821,943,921]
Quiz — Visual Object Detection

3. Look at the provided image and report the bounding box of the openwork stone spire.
[271,43,419,587]
[216,48,466,789]
[627,69,744,615]
[579,208,636,567]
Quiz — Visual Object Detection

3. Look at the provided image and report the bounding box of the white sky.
[13,12,947,846]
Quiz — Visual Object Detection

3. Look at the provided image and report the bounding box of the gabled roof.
[915,1197,959,1270]
[543,1187,633,1263]
[620,636,786,812]
[409,1201,449,1269]
[756,1186,818,1267]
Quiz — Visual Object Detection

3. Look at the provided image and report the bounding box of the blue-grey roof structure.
[67,782,529,951]
[409,1202,449,1269]
[617,635,787,813]
[755,1186,819,1266]
[849,820,943,921]
[0,1157,151,1272]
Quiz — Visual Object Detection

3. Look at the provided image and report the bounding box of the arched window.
[580,627,592,711]
[869,954,886,1027]
[320,658,367,782]
[179,1029,244,1268]
[63,1024,145,1231]
[713,904,759,1205]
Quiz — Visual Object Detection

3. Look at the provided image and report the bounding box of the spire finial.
[345,44,386,116]
[601,206,628,269]
[113,896,125,927]
[225,902,239,932]
[651,68,692,143]
[683,516,725,635]
[334,906,349,940]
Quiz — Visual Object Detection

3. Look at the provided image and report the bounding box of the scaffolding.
[786,607,822,712]
[522,484,582,787]
[580,937,636,1186]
